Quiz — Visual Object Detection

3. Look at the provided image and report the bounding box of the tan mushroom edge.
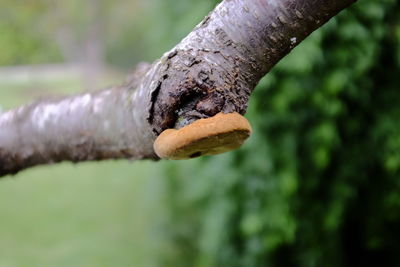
[153,112,252,160]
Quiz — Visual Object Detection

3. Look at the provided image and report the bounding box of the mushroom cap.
[153,112,252,160]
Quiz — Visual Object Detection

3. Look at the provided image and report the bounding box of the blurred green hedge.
[162,0,400,266]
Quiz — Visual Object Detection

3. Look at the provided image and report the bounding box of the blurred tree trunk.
[83,0,106,90]
[54,0,106,89]
[0,0,357,176]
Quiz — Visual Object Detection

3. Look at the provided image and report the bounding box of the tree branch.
[0,0,357,176]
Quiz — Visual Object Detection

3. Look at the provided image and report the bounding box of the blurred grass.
[0,76,167,267]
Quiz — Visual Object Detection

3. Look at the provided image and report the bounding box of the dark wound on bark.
[0,0,357,176]
[148,0,357,136]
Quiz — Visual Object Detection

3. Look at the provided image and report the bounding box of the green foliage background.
[162,0,400,266]
[1,0,400,266]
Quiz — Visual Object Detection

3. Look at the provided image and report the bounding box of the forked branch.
[0,0,357,176]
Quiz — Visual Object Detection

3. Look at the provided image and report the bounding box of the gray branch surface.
[0,0,356,176]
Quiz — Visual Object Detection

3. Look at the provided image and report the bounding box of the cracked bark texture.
[0,0,357,176]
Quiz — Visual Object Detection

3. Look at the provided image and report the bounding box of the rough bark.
[0,0,357,176]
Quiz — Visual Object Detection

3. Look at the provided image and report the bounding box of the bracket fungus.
[153,112,252,160]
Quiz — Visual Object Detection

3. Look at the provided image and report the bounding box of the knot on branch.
[147,48,253,135]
